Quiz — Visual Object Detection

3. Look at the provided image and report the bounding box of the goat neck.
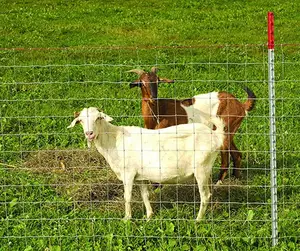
[141,96,160,129]
[94,118,119,151]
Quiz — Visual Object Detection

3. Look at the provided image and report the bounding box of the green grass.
[1,0,300,47]
[1,0,300,250]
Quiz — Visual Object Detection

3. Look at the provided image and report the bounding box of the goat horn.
[127,69,145,76]
[151,67,159,74]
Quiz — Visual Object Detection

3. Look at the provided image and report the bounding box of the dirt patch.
[24,149,107,173]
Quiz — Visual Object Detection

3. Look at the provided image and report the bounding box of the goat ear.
[159,78,175,84]
[74,111,80,118]
[129,81,141,88]
[98,112,113,122]
[67,117,79,129]
[104,115,113,122]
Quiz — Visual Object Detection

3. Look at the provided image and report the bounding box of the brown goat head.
[128,67,174,99]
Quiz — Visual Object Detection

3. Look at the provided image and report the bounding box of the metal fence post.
[268,11,278,247]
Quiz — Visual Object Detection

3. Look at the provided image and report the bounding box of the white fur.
[181,92,220,128]
[68,107,225,221]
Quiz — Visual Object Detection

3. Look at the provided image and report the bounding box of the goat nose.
[85,131,93,136]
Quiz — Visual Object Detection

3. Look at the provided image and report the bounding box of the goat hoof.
[215,180,223,186]
[195,217,204,222]
[146,213,154,221]
[122,216,131,222]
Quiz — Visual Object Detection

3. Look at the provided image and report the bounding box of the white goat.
[68,107,225,221]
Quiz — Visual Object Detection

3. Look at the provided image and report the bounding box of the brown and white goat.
[129,67,256,184]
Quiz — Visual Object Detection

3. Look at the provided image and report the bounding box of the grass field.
[1,0,300,250]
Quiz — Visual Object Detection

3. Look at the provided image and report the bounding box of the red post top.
[268,12,274,49]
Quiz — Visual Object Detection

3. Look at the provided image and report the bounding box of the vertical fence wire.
[0,43,299,249]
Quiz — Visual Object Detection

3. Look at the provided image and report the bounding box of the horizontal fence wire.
[0,44,299,250]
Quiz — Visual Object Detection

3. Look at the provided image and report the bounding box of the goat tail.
[242,86,256,112]
[210,117,225,149]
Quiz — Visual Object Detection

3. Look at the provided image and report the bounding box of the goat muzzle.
[85,131,95,141]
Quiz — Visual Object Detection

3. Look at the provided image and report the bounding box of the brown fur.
[216,92,248,181]
[142,99,188,129]
[129,67,256,182]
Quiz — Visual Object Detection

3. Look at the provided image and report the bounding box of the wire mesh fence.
[0,44,299,250]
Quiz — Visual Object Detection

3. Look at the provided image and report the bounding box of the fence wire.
[0,44,299,250]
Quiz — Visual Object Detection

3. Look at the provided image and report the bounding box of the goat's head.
[67,107,113,147]
[128,67,174,100]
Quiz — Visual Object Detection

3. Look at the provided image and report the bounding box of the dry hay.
[23,149,125,212]
[23,149,246,215]
[22,148,177,213]
[24,148,107,173]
